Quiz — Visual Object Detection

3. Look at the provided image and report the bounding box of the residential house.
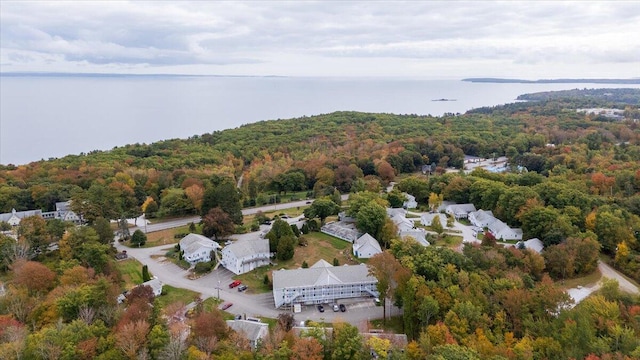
[179,233,221,265]
[0,208,43,226]
[516,238,544,253]
[468,210,496,228]
[403,194,418,209]
[142,278,164,297]
[420,213,447,228]
[221,238,271,275]
[272,261,378,308]
[445,203,477,219]
[489,220,523,241]
[399,229,430,247]
[41,201,82,224]
[387,208,415,232]
[353,233,382,259]
[226,320,269,349]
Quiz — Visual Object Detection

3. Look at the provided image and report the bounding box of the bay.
[1,75,638,166]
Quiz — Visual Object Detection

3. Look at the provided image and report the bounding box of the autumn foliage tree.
[202,207,235,240]
[12,260,56,294]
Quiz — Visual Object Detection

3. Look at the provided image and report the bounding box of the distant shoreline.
[462,78,640,84]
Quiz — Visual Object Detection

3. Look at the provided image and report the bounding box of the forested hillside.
[1,88,640,359]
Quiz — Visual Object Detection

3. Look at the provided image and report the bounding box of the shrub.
[194,262,213,274]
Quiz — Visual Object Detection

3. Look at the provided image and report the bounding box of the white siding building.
[221,238,271,275]
[272,261,378,309]
[468,210,497,228]
[445,204,477,219]
[0,209,43,226]
[179,233,221,264]
[420,213,447,228]
[353,233,382,259]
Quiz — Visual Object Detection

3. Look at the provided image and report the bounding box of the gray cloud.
[0,1,638,76]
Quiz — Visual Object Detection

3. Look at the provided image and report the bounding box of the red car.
[220,302,233,310]
[229,280,242,288]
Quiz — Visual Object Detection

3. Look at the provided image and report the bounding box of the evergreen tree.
[142,264,151,282]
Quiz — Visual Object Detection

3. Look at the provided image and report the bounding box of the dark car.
[339,304,346,312]
[317,305,324,312]
[237,284,248,292]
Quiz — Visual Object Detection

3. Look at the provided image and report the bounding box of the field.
[155,285,201,309]
[236,231,359,294]
[115,258,146,289]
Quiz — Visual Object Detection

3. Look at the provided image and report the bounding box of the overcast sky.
[1,1,638,78]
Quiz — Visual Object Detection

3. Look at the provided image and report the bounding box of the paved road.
[598,260,640,294]
[131,195,350,234]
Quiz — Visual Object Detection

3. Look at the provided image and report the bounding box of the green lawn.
[155,285,201,309]
[115,258,147,289]
[370,315,404,334]
[432,235,463,248]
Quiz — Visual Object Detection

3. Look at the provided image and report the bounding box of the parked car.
[221,302,233,310]
[333,304,340,312]
[339,304,346,312]
[237,284,248,292]
[229,280,242,288]
[317,305,324,312]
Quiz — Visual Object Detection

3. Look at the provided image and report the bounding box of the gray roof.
[226,320,268,343]
[446,203,477,214]
[225,238,269,259]
[400,230,430,247]
[179,233,220,254]
[273,263,375,289]
[310,259,333,268]
[141,278,163,295]
[0,209,43,222]
[519,238,544,253]
[353,233,382,254]
[55,201,71,212]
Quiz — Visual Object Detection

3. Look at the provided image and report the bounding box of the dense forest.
[1,88,640,359]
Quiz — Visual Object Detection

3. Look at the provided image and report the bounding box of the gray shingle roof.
[179,233,220,255]
[225,238,269,259]
[273,263,375,289]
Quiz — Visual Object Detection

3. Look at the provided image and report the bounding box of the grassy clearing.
[115,258,146,289]
[370,315,404,334]
[558,269,602,290]
[432,235,463,248]
[156,285,201,309]
[202,297,223,312]
[143,224,199,247]
[237,231,359,294]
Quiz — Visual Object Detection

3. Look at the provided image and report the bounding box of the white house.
[179,233,221,264]
[445,204,477,219]
[0,209,43,226]
[403,194,418,209]
[420,213,447,228]
[387,208,415,232]
[353,233,382,259]
[221,238,271,275]
[142,278,164,297]
[226,320,269,349]
[516,238,544,253]
[489,220,523,241]
[272,261,378,308]
[468,210,497,228]
[400,229,430,247]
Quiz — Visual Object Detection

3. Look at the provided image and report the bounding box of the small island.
[431,98,457,102]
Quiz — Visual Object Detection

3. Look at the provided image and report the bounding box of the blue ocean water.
[1,75,637,165]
